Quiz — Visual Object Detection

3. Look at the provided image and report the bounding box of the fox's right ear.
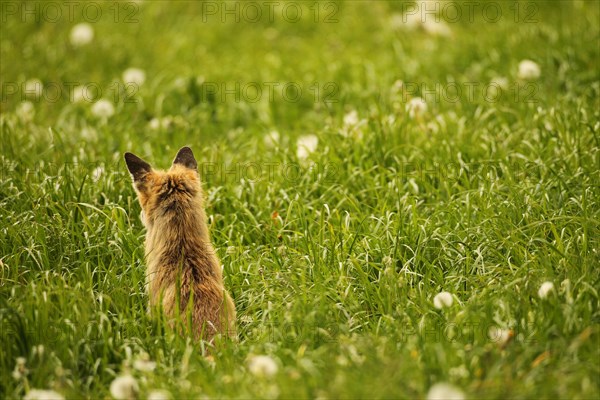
[124,152,152,182]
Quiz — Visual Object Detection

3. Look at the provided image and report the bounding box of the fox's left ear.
[172,146,197,170]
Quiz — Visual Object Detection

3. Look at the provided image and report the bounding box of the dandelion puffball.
[24,79,43,99]
[422,19,452,37]
[24,390,65,400]
[70,23,94,46]
[538,281,554,299]
[427,383,465,400]
[433,291,453,309]
[263,130,280,147]
[390,12,451,37]
[488,326,513,347]
[490,77,509,90]
[72,86,91,103]
[147,390,172,400]
[91,99,115,119]
[343,110,360,127]
[133,358,156,372]
[12,357,28,380]
[16,101,35,121]
[109,374,139,400]
[122,68,146,86]
[148,117,174,130]
[247,355,278,378]
[518,60,541,80]
[91,166,104,183]
[296,134,318,160]
[407,97,428,118]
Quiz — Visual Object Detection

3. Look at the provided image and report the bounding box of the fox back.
[124,147,235,340]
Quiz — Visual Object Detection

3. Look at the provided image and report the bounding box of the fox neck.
[145,200,220,284]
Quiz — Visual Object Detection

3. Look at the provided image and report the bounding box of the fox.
[124,146,236,341]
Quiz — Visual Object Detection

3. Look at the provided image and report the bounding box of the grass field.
[1,0,599,398]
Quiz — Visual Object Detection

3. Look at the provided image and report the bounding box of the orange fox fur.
[124,147,235,340]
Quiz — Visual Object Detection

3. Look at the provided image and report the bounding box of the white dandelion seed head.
[72,86,92,103]
[296,134,318,160]
[247,355,278,378]
[122,68,146,87]
[490,77,509,90]
[426,382,465,400]
[389,13,406,30]
[449,365,469,379]
[538,281,554,299]
[391,80,404,94]
[132,352,156,373]
[70,23,94,46]
[386,114,397,127]
[16,101,35,121]
[133,358,156,372]
[33,345,45,357]
[81,127,98,141]
[340,110,366,139]
[148,116,173,130]
[405,11,424,29]
[109,374,139,400]
[407,97,428,118]
[172,77,187,90]
[12,357,28,380]
[343,110,360,127]
[91,166,104,183]
[147,390,172,400]
[263,130,280,147]
[423,18,452,37]
[24,389,65,400]
[24,79,43,99]
[392,6,451,35]
[518,60,541,80]
[148,118,161,130]
[91,99,115,119]
[433,291,453,309]
[488,326,512,346]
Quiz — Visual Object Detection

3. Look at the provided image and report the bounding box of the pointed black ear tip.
[173,146,198,169]
[124,152,152,176]
[124,152,144,163]
[178,146,194,155]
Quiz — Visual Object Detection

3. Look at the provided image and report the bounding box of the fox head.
[124,146,201,230]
